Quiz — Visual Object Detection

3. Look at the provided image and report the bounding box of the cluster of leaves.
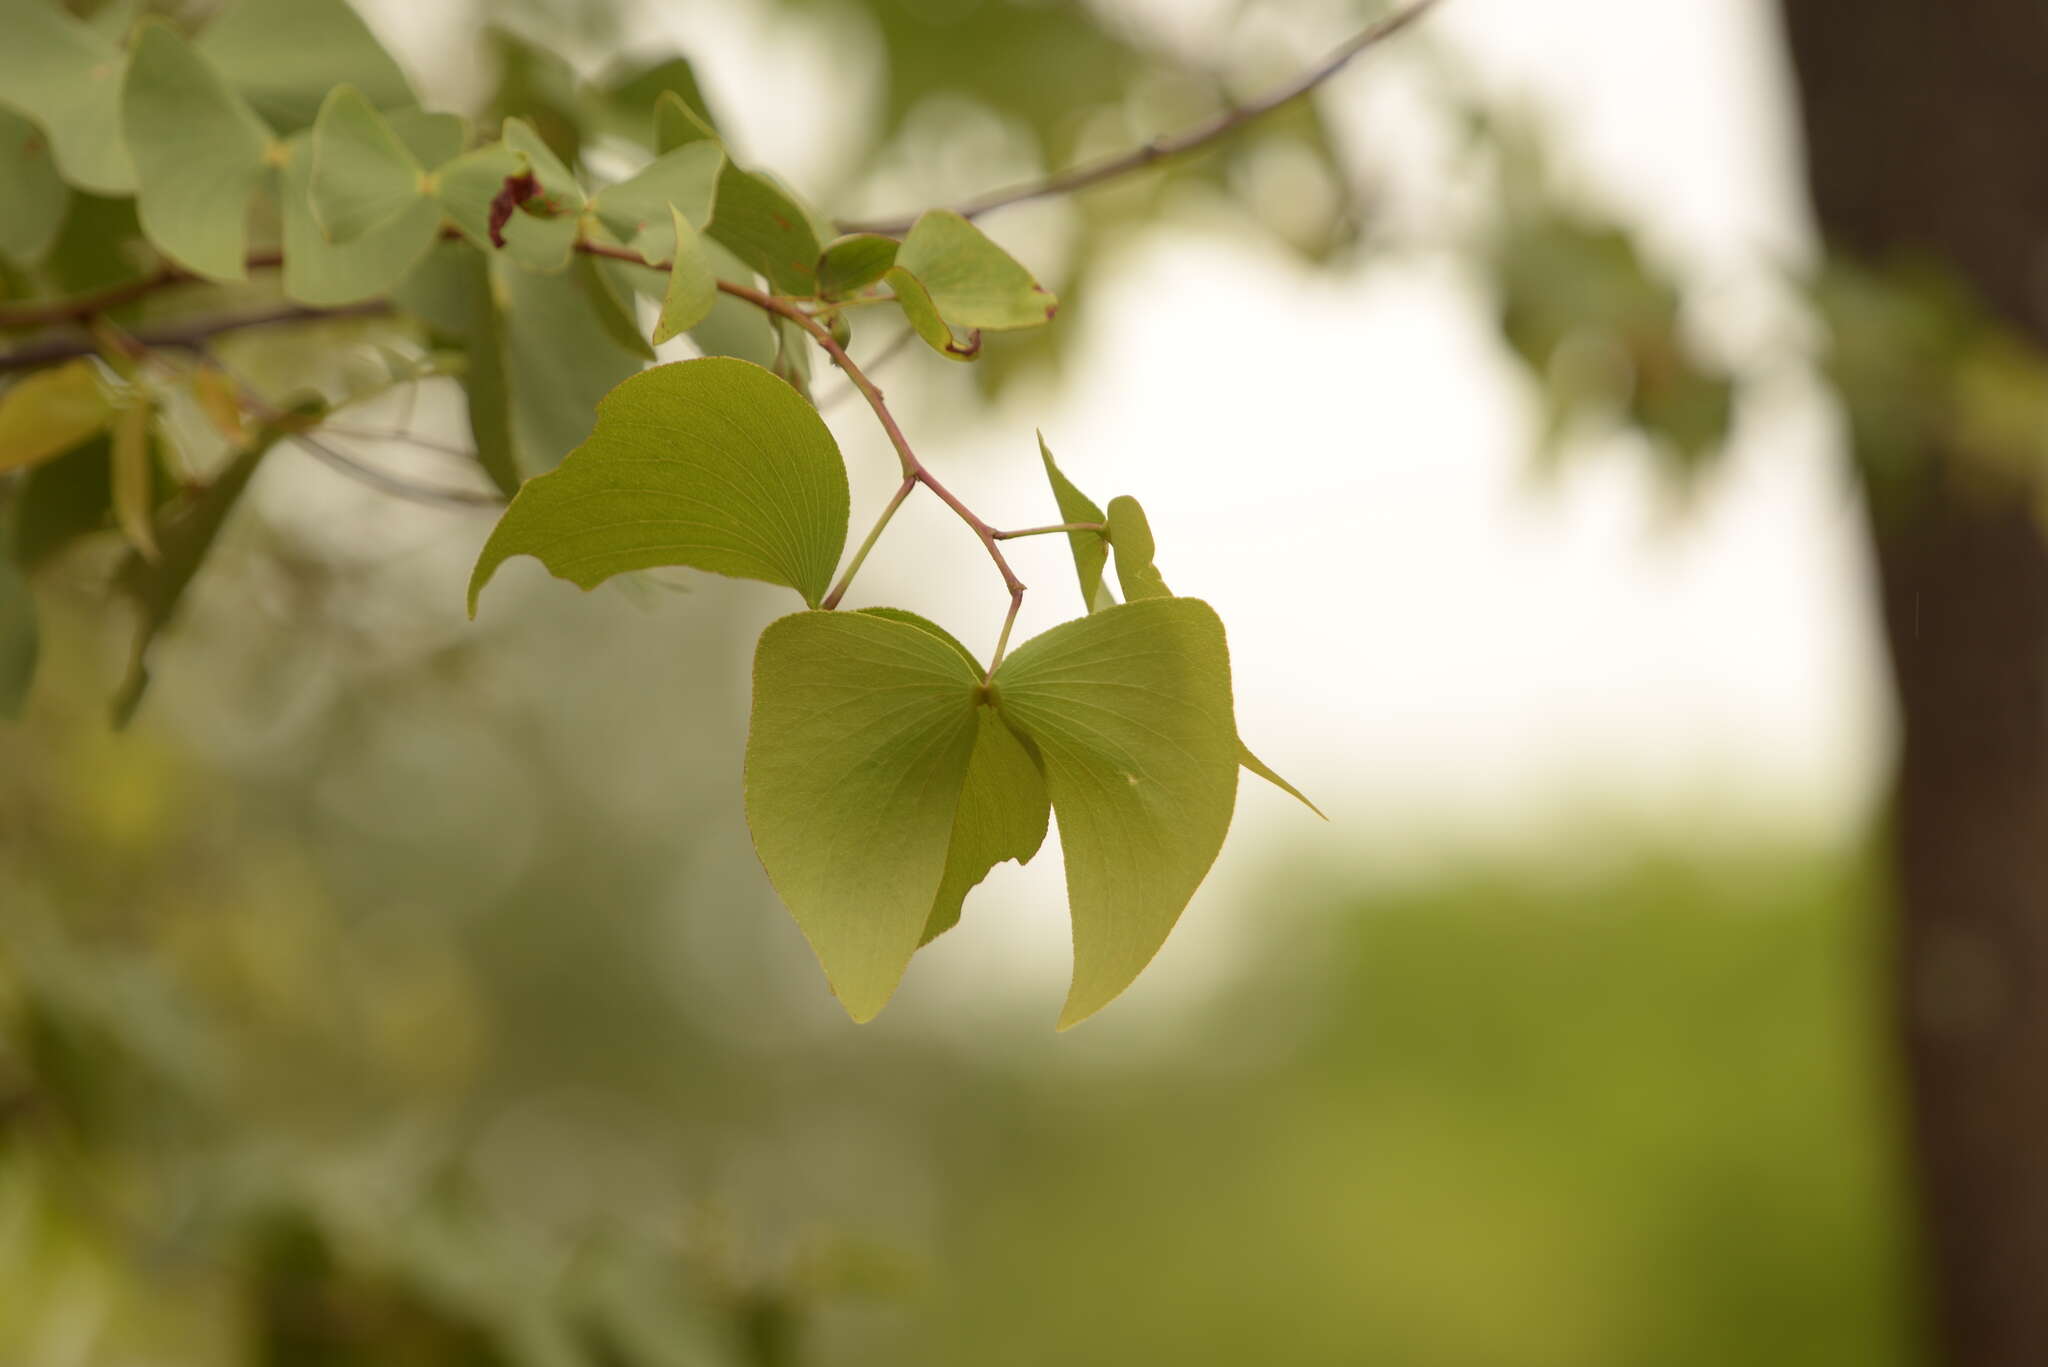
[0,0,1315,1026]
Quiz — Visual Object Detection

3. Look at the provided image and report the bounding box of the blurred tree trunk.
[1780,4,2048,1364]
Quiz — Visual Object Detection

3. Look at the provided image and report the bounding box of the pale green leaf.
[923,708,1050,945]
[196,0,415,132]
[707,163,821,296]
[110,400,158,562]
[992,597,1240,1027]
[745,610,983,1021]
[122,21,277,281]
[0,362,111,474]
[896,210,1057,331]
[0,2,134,194]
[1106,494,1171,601]
[854,606,980,676]
[887,266,979,361]
[281,114,448,304]
[385,110,467,169]
[497,259,646,474]
[591,142,722,260]
[308,85,424,242]
[1238,740,1326,819]
[1038,435,1115,614]
[654,208,717,344]
[0,107,69,267]
[654,90,719,153]
[469,357,850,613]
[603,58,718,146]
[574,253,657,362]
[392,242,517,494]
[817,234,899,300]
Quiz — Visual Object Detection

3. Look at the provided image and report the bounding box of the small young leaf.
[887,266,980,361]
[895,210,1057,331]
[196,0,415,133]
[707,163,822,297]
[0,2,134,194]
[1105,494,1171,601]
[498,118,586,273]
[0,362,111,474]
[992,597,1240,1027]
[110,400,159,562]
[745,610,984,1021]
[308,85,425,243]
[817,234,899,300]
[435,141,526,248]
[122,21,276,281]
[590,142,723,259]
[653,207,717,344]
[469,357,850,613]
[922,709,1051,945]
[1038,435,1116,613]
[0,107,69,268]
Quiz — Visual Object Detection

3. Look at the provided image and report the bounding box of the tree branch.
[837,0,1444,237]
[0,299,388,374]
[0,249,284,330]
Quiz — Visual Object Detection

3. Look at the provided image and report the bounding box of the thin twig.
[0,300,389,374]
[838,0,1443,237]
[287,432,504,508]
[0,249,285,329]
[994,521,1106,540]
[823,475,916,609]
[820,327,915,413]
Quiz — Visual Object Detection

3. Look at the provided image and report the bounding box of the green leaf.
[1038,435,1115,613]
[0,521,36,719]
[653,208,717,344]
[114,437,272,726]
[308,85,424,242]
[591,143,723,261]
[744,610,983,1021]
[817,234,899,300]
[13,436,113,572]
[0,362,111,474]
[1238,742,1324,819]
[1105,494,1171,602]
[0,107,69,267]
[498,117,585,273]
[281,125,445,306]
[196,0,415,133]
[992,597,1240,1028]
[923,708,1050,945]
[707,163,822,297]
[854,606,980,676]
[603,58,719,146]
[574,253,658,362]
[469,357,850,613]
[497,259,647,473]
[122,21,277,281]
[434,140,526,248]
[896,210,1057,331]
[887,266,980,361]
[0,2,134,194]
[654,90,719,153]
[391,242,518,495]
[110,400,158,562]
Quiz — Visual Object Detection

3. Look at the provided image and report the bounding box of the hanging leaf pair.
[468,358,1277,1026]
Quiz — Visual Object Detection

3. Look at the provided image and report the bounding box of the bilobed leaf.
[591,142,722,260]
[653,207,717,344]
[0,107,69,267]
[992,597,1240,1027]
[887,267,979,361]
[706,162,821,296]
[196,0,415,132]
[817,235,899,300]
[0,2,134,194]
[281,117,447,305]
[122,21,277,281]
[922,708,1050,945]
[110,400,159,562]
[0,362,111,474]
[854,606,980,676]
[744,610,983,1021]
[896,210,1057,331]
[1106,494,1170,601]
[308,85,424,242]
[469,357,850,613]
[1038,435,1115,613]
